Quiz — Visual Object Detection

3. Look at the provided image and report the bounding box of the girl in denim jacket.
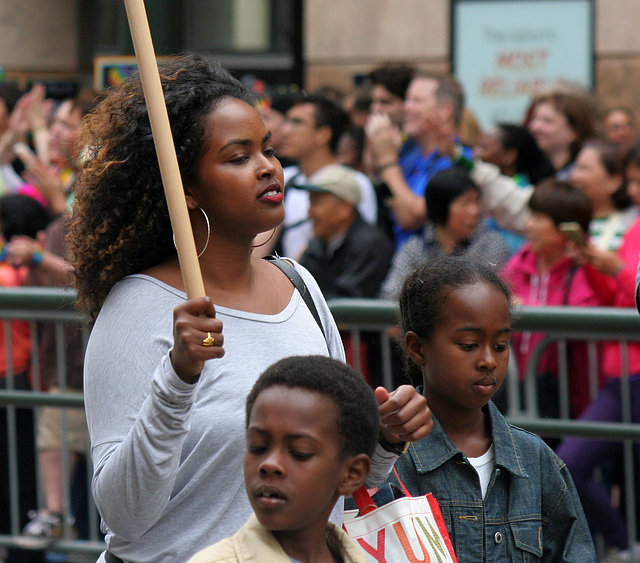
[389,256,596,562]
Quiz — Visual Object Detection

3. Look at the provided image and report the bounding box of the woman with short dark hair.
[379,168,510,300]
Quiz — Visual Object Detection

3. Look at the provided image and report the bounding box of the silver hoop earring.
[251,228,277,248]
[173,206,211,258]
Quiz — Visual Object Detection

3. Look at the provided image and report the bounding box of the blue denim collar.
[407,401,529,479]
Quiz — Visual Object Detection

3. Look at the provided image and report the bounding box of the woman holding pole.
[69,54,431,563]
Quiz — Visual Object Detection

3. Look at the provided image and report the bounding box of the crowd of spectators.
[253,65,640,561]
[0,82,101,562]
[1,60,640,561]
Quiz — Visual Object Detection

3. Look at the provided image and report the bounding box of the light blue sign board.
[453,0,593,130]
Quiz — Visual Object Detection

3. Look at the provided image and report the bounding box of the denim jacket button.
[494,531,503,544]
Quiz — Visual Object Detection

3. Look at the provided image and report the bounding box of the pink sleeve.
[613,222,640,308]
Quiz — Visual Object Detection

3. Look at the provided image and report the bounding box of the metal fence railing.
[0,290,639,559]
[0,288,102,561]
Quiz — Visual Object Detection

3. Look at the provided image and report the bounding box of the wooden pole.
[123,0,206,299]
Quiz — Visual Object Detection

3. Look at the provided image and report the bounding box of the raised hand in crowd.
[365,111,403,171]
[23,83,51,164]
[21,156,67,215]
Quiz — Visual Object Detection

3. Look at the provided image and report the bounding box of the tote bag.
[343,468,457,563]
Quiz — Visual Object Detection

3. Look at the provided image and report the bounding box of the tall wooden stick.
[123,0,206,299]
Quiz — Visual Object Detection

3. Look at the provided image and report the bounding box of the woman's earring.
[173,206,211,258]
[251,228,277,249]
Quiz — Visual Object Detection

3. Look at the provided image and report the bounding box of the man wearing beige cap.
[297,164,393,300]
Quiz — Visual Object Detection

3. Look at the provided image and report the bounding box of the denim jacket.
[388,402,596,562]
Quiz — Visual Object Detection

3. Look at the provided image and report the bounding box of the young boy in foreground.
[188,355,378,563]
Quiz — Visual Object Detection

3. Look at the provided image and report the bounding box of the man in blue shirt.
[366,73,468,248]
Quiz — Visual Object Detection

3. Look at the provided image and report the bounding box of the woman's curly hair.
[68,54,255,320]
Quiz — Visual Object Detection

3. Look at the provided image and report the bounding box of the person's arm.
[379,164,427,230]
[25,84,50,165]
[576,230,640,307]
[366,385,432,487]
[469,160,533,235]
[21,159,68,215]
[7,234,73,286]
[581,262,618,305]
[85,284,222,541]
[0,95,30,165]
[366,113,426,231]
[611,228,640,307]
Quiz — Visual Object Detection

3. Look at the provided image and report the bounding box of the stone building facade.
[2,0,640,124]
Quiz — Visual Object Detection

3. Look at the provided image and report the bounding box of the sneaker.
[15,510,64,550]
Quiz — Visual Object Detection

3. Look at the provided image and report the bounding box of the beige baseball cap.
[295,164,361,205]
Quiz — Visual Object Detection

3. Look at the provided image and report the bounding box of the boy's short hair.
[528,178,592,233]
[246,355,379,458]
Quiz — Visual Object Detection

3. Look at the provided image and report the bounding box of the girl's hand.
[171,297,224,384]
[375,385,433,446]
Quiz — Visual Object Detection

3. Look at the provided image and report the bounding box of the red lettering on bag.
[357,529,387,562]
[392,520,430,562]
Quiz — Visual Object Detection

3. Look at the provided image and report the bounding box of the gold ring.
[202,332,215,347]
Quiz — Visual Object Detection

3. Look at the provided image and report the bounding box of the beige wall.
[595,0,640,116]
[305,0,640,123]
[2,0,640,122]
[0,0,78,78]
[305,0,450,92]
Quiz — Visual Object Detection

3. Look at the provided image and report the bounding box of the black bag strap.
[265,255,325,338]
[280,172,311,232]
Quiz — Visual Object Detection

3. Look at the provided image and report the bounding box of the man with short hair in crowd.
[298,163,393,299]
[366,73,468,248]
[254,94,378,260]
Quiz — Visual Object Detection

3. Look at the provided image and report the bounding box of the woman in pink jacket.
[555,142,640,560]
[502,178,602,419]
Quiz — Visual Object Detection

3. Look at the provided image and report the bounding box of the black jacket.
[300,214,394,300]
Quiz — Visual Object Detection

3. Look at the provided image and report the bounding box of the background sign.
[452,0,593,130]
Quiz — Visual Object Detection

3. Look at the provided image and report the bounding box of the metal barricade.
[0,288,104,560]
[0,291,639,558]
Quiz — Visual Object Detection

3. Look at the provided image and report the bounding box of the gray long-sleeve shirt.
[85,262,394,562]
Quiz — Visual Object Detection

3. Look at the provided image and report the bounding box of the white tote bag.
[343,468,458,563]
